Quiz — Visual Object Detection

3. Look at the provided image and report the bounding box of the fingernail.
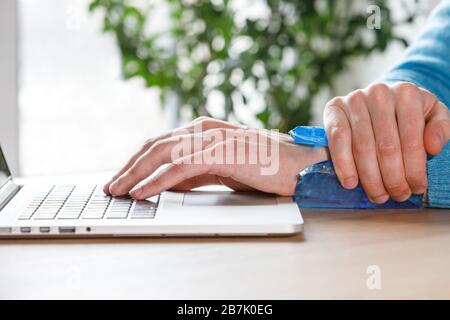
[344,177,358,189]
[373,194,389,204]
[103,184,111,194]
[109,181,121,195]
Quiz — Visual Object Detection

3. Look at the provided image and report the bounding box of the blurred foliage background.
[89,0,417,132]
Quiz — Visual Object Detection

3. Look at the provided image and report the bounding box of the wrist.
[290,144,330,174]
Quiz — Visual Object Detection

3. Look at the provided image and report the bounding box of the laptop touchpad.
[183,191,277,206]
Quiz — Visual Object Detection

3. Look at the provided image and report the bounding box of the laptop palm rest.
[183,191,277,206]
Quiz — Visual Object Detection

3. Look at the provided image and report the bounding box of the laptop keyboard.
[18,185,159,220]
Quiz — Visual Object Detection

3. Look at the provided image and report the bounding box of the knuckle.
[366,83,392,106]
[346,89,366,106]
[150,139,168,152]
[367,83,390,95]
[394,81,418,93]
[383,178,409,193]
[139,183,150,193]
[353,140,375,156]
[394,82,420,98]
[198,117,219,130]
[149,178,162,190]
[189,117,215,131]
[127,166,140,177]
[142,138,154,150]
[327,124,350,143]
[376,139,400,157]
[371,82,390,91]
[401,139,424,153]
[170,162,185,176]
[325,96,345,110]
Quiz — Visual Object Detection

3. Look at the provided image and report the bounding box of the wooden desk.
[0,174,449,299]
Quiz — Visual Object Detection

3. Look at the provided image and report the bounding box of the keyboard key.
[105,212,129,219]
[58,215,81,220]
[82,214,106,219]
[20,184,160,221]
[130,199,159,219]
[105,197,133,219]
[33,213,58,220]
[18,214,33,220]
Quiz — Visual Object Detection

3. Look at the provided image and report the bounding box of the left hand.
[323,82,450,203]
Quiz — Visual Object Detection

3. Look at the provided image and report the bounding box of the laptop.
[0,145,303,237]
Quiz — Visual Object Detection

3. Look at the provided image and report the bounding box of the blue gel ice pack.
[289,126,329,147]
[289,126,423,209]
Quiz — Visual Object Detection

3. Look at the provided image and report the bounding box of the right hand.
[103,117,329,199]
[323,82,450,204]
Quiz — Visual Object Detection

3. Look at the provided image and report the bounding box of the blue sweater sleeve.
[381,0,450,208]
[381,0,450,107]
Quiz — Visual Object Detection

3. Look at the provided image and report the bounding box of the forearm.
[381,1,450,108]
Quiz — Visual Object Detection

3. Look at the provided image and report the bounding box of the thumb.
[424,102,450,155]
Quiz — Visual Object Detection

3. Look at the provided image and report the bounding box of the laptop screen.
[0,146,12,188]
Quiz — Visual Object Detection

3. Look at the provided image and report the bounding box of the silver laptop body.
[0,145,303,238]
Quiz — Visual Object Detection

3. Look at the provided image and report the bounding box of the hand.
[324,82,450,203]
[104,117,328,199]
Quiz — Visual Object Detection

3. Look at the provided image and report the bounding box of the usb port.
[39,227,51,233]
[20,227,31,233]
[58,227,76,234]
[0,227,12,234]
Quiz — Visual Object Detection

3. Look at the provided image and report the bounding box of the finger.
[109,127,241,196]
[104,117,240,194]
[170,174,220,191]
[423,99,450,155]
[103,132,184,194]
[170,175,254,192]
[130,145,231,199]
[130,162,211,200]
[109,139,179,196]
[103,141,153,194]
[323,98,359,189]
[393,84,427,194]
[344,89,389,203]
[366,83,411,201]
